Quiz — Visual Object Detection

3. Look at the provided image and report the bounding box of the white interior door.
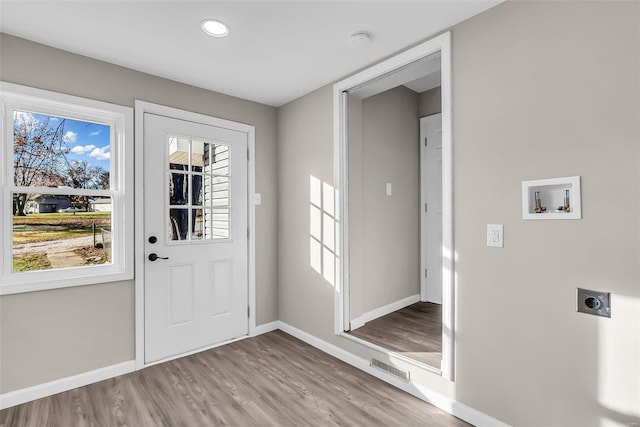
[420,114,443,304]
[144,113,248,364]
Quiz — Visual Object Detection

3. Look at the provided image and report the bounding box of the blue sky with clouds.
[18,111,111,170]
[58,116,111,169]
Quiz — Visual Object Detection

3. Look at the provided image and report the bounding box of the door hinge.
[424,137,428,147]
[247,306,250,317]
[425,268,428,278]
[247,148,250,161]
[425,203,428,213]
[247,227,250,239]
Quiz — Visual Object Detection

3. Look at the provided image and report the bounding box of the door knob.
[148,236,158,244]
[148,253,169,261]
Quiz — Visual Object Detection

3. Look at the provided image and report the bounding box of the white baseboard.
[252,320,279,336]
[2,321,278,410]
[350,294,421,330]
[0,360,135,410]
[1,324,508,427]
[277,321,509,427]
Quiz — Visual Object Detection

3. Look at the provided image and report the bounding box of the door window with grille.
[167,137,230,242]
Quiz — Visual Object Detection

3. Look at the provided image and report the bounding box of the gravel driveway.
[13,235,95,256]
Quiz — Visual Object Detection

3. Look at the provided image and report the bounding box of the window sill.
[0,266,133,295]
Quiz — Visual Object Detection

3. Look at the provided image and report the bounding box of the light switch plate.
[487,224,503,247]
[254,193,261,205]
[386,183,392,196]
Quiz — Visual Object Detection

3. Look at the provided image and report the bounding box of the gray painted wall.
[277,1,640,425]
[349,86,420,321]
[418,86,441,117]
[277,86,336,340]
[0,33,279,393]
[0,282,133,393]
[451,2,639,424]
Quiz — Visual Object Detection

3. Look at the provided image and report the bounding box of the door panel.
[210,260,233,317]
[144,113,248,364]
[421,114,443,304]
[168,264,194,327]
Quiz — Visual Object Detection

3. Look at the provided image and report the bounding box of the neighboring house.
[25,195,71,213]
[89,198,111,212]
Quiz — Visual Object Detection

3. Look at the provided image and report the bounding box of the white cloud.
[89,146,110,160]
[64,131,78,143]
[70,144,96,154]
[89,130,102,136]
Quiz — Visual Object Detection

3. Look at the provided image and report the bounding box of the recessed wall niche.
[522,176,581,220]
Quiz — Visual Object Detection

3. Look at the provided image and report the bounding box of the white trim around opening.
[0,81,134,294]
[332,31,454,381]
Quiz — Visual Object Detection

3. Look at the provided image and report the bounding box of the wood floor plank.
[0,330,465,426]
[348,302,443,368]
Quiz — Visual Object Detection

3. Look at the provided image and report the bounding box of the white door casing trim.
[134,101,256,370]
[333,32,454,381]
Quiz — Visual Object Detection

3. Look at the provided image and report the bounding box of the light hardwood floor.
[348,302,442,368]
[0,330,466,427]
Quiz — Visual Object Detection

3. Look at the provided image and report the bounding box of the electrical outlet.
[487,224,503,247]
[577,288,611,318]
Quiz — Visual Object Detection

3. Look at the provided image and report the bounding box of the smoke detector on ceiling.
[349,32,371,47]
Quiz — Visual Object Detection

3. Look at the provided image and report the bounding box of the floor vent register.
[371,358,410,382]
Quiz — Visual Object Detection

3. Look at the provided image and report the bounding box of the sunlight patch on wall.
[309,175,338,287]
[598,293,640,424]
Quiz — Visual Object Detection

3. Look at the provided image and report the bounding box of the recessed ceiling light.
[202,19,229,38]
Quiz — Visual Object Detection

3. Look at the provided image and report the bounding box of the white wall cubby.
[522,176,581,220]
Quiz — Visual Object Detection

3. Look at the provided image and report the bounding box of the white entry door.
[144,113,248,364]
[421,113,443,304]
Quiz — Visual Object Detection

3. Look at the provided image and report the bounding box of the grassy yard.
[13,212,111,226]
[13,253,51,272]
[13,212,111,244]
[12,247,108,272]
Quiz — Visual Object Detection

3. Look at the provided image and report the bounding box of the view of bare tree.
[12,112,70,215]
[61,160,109,210]
[12,112,110,215]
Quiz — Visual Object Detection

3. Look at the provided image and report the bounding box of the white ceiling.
[0,1,501,107]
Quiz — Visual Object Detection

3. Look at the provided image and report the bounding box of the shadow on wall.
[309,175,338,288]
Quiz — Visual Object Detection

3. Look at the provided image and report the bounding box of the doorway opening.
[333,32,453,380]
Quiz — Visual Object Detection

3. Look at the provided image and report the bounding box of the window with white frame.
[0,82,133,294]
